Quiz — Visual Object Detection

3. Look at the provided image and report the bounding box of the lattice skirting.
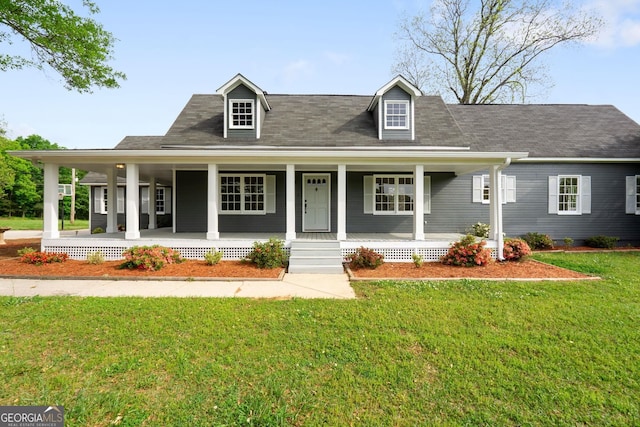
[43,239,497,262]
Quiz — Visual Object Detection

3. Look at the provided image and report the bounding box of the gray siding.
[381,86,411,140]
[175,170,286,233]
[176,171,207,232]
[228,84,257,139]
[89,186,172,233]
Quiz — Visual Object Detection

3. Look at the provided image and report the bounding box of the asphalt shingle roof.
[113,92,640,158]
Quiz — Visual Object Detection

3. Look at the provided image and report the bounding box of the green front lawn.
[1,252,638,425]
[0,216,89,231]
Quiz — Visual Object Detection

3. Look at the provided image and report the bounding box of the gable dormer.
[216,74,271,139]
[367,75,422,141]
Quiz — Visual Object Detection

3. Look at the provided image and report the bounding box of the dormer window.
[384,100,409,129]
[230,99,254,129]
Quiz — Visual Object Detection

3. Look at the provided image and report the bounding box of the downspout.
[495,157,511,261]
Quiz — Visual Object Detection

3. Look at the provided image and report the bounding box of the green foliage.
[585,235,619,249]
[92,227,105,234]
[412,253,423,268]
[523,232,554,250]
[204,249,223,266]
[563,237,574,247]
[86,251,105,265]
[503,238,532,261]
[119,245,183,271]
[20,250,68,265]
[441,235,492,266]
[16,247,35,257]
[0,0,126,92]
[347,247,384,269]
[2,252,638,425]
[246,238,287,269]
[467,222,490,238]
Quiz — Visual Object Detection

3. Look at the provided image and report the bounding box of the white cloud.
[6,122,37,139]
[585,0,640,47]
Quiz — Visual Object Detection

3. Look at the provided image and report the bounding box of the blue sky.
[1,0,640,149]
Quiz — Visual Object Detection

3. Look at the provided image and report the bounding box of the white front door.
[303,174,330,232]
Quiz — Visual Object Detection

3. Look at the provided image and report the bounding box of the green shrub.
[347,247,384,269]
[86,251,105,265]
[412,253,423,268]
[20,251,68,265]
[204,249,223,266]
[17,247,36,257]
[503,238,532,261]
[467,222,490,238]
[119,245,183,271]
[441,235,492,267]
[92,227,105,234]
[585,235,619,249]
[563,237,574,247]
[246,238,287,269]
[523,232,554,250]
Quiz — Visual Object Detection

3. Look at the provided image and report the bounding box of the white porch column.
[489,165,504,260]
[125,163,140,240]
[337,164,347,241]
[413,164,425,240]
[42,163,60,239]
[207,164,219,240]
[285,164,296,240]
[148,178,157,230]
[106,168,118,233]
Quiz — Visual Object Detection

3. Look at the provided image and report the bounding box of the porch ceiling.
[10,148,528,183]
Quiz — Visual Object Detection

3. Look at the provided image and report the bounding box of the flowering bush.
[20,250,69,266]
[347,247,384,269]
[246,238,287,269]
[467,222,490,238]
[440,235,492,267]
[119,245,183,271]
[503,238,532,261]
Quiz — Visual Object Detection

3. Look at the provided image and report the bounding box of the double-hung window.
[229,99,254,129]
[95,186,124,214]
[626,175,640,215]
[374,175,414,215]
[155,188,166,214]
[548,175,591,215]
[472,175,517,204]
[220,174,265,214]
[384,100,409,129]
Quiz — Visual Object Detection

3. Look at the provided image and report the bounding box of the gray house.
[12,74,640,272]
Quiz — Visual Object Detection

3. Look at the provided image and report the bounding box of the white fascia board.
[216,73,270,111]
[516,157,640,163]
[367,75,422,111]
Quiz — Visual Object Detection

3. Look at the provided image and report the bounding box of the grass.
[1,252,639,425]
[0,216,89,231]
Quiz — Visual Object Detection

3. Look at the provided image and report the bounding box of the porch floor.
[59,228,464,242]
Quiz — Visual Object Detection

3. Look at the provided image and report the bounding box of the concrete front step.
[288,240,344,274]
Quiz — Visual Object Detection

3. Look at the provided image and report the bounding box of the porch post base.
[206,232,219,240]
[285,232,296,241]
[125,231,140,240]
[337,232,347,241]
[43,231,60,239]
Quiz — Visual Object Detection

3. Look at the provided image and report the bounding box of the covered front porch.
[42,228,497,262]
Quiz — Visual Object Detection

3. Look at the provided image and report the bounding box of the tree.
[0,0,126,92]
[394,0,602,104]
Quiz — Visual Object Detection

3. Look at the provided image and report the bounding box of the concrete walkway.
[0,274,356,299]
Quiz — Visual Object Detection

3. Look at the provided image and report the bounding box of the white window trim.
[155,187,166,215]
[383,100,409,130]
[473,175,516,204]
[364,175,430,215]
[229,99,255,129]
[219,174,267,215]
[96,186,125,214]
[373,174,414,215]
[557,175,581,215]
[626,175,640,215]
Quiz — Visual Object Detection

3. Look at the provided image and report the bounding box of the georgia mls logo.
[0,405,64,427]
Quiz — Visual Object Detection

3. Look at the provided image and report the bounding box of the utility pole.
[71,168,76,224]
